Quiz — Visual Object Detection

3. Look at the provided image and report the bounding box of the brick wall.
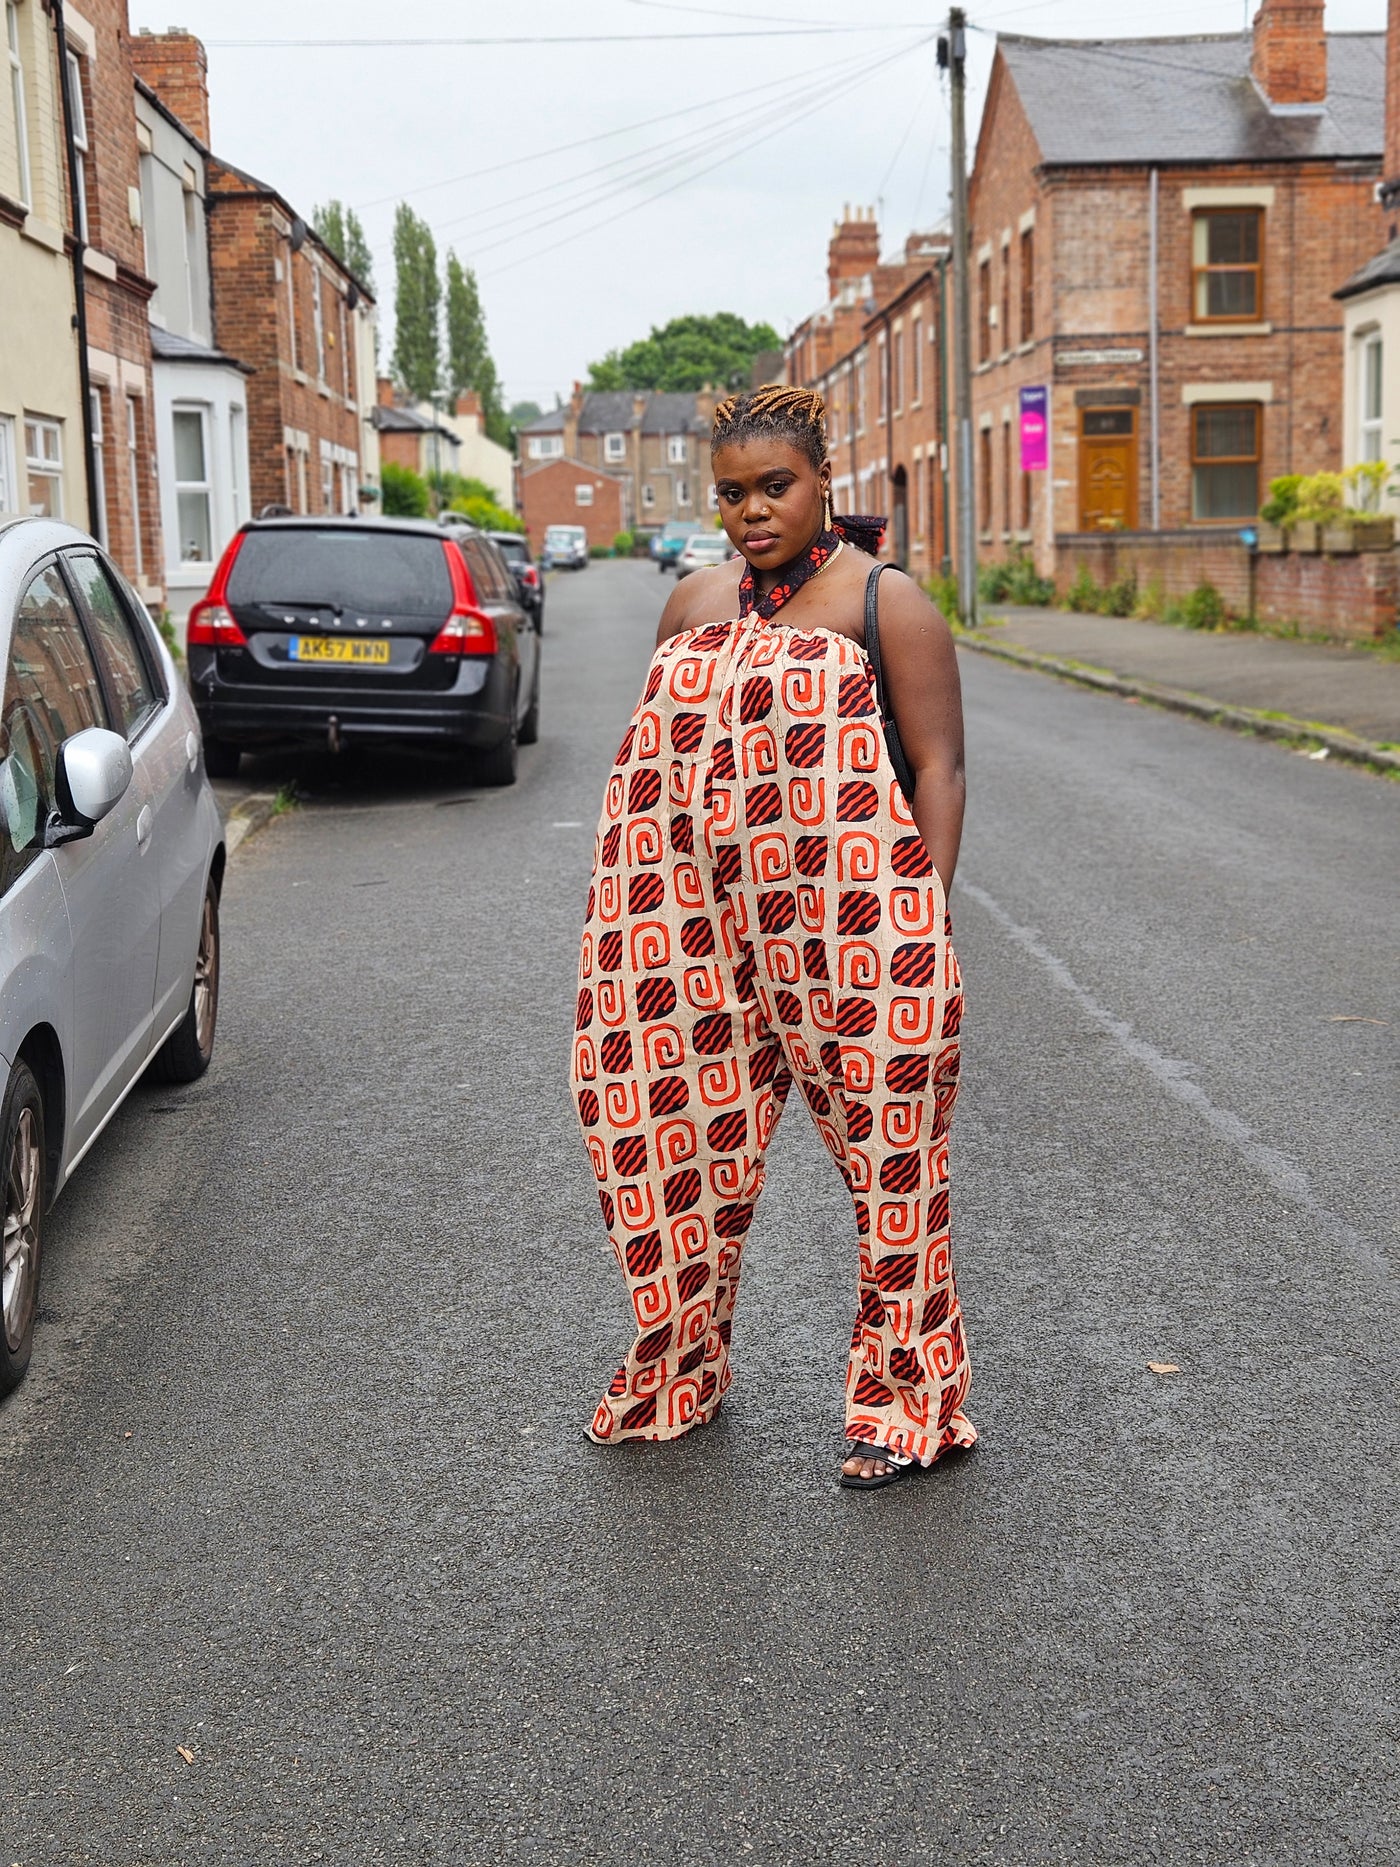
[129,30,209,146]
[1054,530,1399,639]
[520,457,625,551]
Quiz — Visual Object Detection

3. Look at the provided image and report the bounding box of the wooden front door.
[1078,407,1138,531]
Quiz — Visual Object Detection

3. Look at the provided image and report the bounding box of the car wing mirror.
[45,727,133,847]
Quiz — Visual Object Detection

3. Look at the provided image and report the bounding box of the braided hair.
[711,384,828,470]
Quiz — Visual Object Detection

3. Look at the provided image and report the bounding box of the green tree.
[381,460,429,517]
[392,204,440,403]
[508,399,543,429]
[586,313,783,394]
[311,199,375,294]
[445,251,510,448]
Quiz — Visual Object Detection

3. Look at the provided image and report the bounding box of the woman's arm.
[873,574,966,895]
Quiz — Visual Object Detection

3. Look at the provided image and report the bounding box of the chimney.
[1251,0,1327,108]
[131,28,210,146]
[455,390,482,423]
[1385,0,1400,195]
[827,206,881,301]
[376,375,396,408]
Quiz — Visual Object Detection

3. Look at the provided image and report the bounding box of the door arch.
[891,465,909,568]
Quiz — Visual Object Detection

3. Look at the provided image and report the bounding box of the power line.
[480,36,932,279]
[207,25,928,48]
[428,39,900,246]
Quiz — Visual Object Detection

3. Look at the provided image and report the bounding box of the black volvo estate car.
[187,517,540,784]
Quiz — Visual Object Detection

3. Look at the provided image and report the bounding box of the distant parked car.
[187,516,540,786]
[542,525,588,571]
[650,519,702,573]
[488,531,544,629]
[0,516,225,1395]
[675,532,738,579]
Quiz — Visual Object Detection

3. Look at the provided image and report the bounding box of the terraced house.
[969,0,1386,589]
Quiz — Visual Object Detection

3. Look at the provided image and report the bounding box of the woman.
[570,385,972,1489]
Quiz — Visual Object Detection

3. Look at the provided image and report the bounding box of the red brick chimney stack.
[827,205,881,301]
[1385,0,1400,193]
[1251,0,1327,107]
[130,28,210,145]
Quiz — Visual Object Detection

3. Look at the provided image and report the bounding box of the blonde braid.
[710,383,828,468]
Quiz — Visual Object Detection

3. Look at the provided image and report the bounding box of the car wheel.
[149,878,220,1085]
[0,1060,45,1397]
[476,714,519,787]
[518,667,541,746]
[203,737,241,780]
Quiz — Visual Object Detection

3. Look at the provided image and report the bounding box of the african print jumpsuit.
[570,572,974,1464]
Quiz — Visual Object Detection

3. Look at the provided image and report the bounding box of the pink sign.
[1019,385,1048,472]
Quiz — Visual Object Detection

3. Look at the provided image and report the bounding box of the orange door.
[1078,408,1138,531]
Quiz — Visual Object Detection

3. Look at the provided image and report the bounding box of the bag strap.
[863,563,893,722]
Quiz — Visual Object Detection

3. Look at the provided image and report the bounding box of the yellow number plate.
[289,636,391,665]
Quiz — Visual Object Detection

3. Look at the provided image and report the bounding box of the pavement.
[1,560,1396,1863]
[970,603,1400,760]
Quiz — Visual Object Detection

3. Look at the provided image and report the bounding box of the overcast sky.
[130,0,1386,410]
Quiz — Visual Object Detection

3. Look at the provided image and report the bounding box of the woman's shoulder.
[655,558,745,646]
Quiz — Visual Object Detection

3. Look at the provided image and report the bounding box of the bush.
[1181,582,1226,630]
[1260,474,1303,526]
[978,552,1055,607]
[1065,564,1100,613]
[925,571,962,624]
[612,530,635,557]
[1102,572,1137,617]
[381,461,430,517]
[1133,577,1167,621]
[589,543,610,558]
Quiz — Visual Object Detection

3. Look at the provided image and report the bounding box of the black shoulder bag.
[862,563,916,803]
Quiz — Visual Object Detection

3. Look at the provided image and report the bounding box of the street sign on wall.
[1019,385,1048,472]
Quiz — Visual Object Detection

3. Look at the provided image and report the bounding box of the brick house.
[519,387,722,534]
[372,380,516,507]
[62,0,166,606]
[969,0,1385,584]
[1337,0,1400,501]
[784,210,953,577]
[0,0,87,526]
[517,453,625,553]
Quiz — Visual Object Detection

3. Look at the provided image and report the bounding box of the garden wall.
[1053,531,1399,641]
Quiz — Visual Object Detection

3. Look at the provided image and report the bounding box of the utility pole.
[941,12,977,626]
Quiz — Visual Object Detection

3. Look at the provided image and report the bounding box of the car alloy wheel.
[3,1100,40,1355]
[193,887,219,1058]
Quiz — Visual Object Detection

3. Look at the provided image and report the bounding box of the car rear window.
[494,538,527,561]
[227,529,453,617]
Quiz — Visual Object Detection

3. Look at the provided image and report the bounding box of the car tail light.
[187,532,250,647]
[431,539,498,656]
[520,564,539,588]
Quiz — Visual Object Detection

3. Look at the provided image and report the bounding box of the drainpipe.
[938,252,952,574]
[52,0,100,535]
[1149,166,1160,531]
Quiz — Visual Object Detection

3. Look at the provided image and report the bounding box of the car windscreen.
[226,530,453,617]
[663,522,695,539]
[546,527,584,542]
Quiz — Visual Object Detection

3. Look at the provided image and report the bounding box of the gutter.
[52,0,100,535]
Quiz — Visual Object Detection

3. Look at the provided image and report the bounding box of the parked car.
[650,519,702,573]
[488,531,544,629]
[187,517,540,787]
[675,532,738,579]
[0,516,224,1395]
[541,525,588,571]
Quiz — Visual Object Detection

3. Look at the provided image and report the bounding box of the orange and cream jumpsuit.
[570,604,974,1465]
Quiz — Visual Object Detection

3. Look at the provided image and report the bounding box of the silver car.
[0,518,224,1395]
[675,532,737,579]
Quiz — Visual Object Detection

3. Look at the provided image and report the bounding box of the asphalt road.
[3,560,1396,1866]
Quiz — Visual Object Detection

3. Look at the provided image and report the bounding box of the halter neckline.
[737,529,843,621]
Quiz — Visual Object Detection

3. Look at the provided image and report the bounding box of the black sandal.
[838,1439,922,1490]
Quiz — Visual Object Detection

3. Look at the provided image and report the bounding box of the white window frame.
[528,435,563,461]
[892,327,904,416]
[229,405,246,525]
[183,186,200,331]
[0,413,17,513]
[125,398,142,574]
[603,431,626,463]
[706,483,718,512]
[66,48,88,239]
[667,435,687,465]
[285,241,299,371]
[172,403,212,563]
[912,314,923,407]
[312,267,326,382]
[24,415,62,518]
[574,482,594,507]
[88,386,106,545]
[641,482,655,508]
[320,447,334,513]
[676,478,690,507]
[1359,333,1383,482]
[7,1,30,210]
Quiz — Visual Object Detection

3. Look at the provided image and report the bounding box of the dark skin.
[656,438,967,1483]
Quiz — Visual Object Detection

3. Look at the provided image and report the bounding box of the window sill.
[1015,340,1035,355]
[318,381,331,399]
[83,248,118,281]
[1184,321,1272,337]
[293,368,309,385]
[21,216,65,254]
